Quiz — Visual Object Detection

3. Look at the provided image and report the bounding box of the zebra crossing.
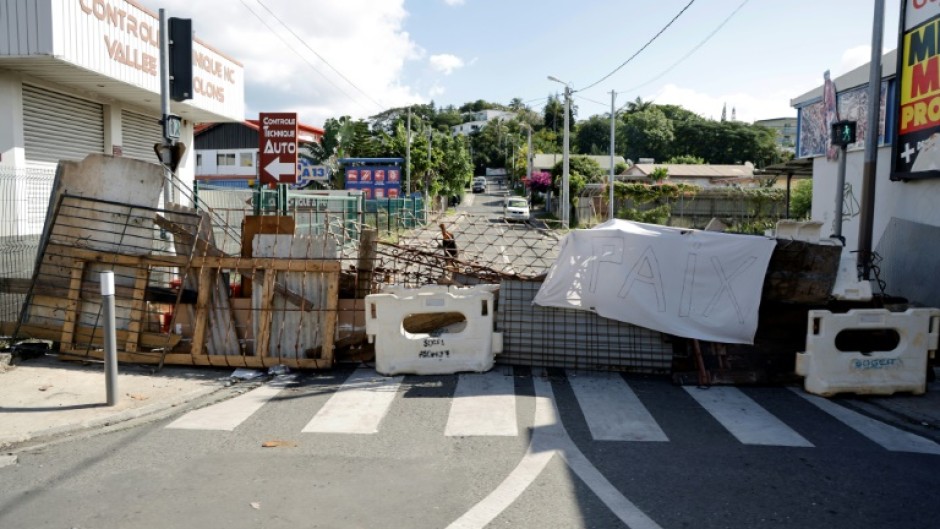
[165,367,940,455]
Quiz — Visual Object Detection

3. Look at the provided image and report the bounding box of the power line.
[620,0,751,97]
[577,0,697,92]
[237,0,372,113]
[253,0,386,111]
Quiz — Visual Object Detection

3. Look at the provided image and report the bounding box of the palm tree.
[626,97,653,114]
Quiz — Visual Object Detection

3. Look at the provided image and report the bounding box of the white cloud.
[428,83,446,97]
[837,45,872,76]
[444,0,465,6]
[649,84,795,123]
[135,0,425,125]
[429,54,465,75]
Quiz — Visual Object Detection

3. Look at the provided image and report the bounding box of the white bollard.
[101,271,119,406]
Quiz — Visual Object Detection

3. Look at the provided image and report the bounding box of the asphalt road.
[2,366,940,529]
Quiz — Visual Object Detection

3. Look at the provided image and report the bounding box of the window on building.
[196,154,202,167]
[217,153,236,166]
[240,152,253,167]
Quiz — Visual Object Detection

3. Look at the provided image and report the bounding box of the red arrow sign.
[258,112,298,185]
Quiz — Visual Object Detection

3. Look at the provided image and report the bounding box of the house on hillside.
[451,110,514,136]
[195,120,324,187]
[791,47,940,309]
[622,163,756,188]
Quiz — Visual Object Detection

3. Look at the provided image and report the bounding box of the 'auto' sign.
[259,112,298,185]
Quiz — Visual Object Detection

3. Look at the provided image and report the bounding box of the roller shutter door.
[22,85,104,163]
[121,110,163,162]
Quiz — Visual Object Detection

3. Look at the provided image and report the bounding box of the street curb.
[0,383,226,450]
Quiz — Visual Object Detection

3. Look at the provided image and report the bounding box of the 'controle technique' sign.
[258,112,298,185]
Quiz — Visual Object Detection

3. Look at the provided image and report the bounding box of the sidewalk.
[0,354,231,450]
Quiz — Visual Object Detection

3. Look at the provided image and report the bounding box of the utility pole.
[609,90,616,220]
[562,85,572,229]
[857,0,885,280]
[158,9,174,207]
[425,128,432,203]
[406,107,411,196]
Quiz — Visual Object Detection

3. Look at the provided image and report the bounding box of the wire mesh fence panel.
[496,279,674,373]
[0,166,56,322]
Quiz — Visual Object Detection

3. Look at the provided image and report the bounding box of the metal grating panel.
[496,279,673,373]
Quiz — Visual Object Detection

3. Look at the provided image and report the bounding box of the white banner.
[533,220,777,344]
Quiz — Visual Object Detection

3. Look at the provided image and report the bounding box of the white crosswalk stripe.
[445,371,518,437]
[793,389,940,454]
[166,382,287,431]
[684,386,814,447]
[568,373,668,442]
[160,369,940,455]
[302,367,403,434]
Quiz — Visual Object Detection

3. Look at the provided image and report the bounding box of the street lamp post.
[548,76,571,229]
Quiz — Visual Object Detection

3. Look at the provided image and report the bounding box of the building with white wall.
[451,109,514,136]
[754,117,797,152]
[0,0,244,178]
[792,49,940,308]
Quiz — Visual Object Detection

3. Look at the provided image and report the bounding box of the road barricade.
[366,285,503,376]
[795,308,940,396]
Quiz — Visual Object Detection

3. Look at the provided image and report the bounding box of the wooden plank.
[241,215,295,297]
[356,228,377,299]
[59,261,85,349]
[255,269,277,358]
[47,244,189,267]
[190,266,214,356]
[319,270,340,363]
[190,256,340,273]
[153,215,225,257]
[124,266,151,353]
[2,321,181,349]
[57,349,333,369]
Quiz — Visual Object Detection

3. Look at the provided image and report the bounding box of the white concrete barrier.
[795,308,940,396]
[366,285,503,376]
[775,220,824,243]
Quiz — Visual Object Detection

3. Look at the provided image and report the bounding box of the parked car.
[472,177,487,193]
[503,196,530,222]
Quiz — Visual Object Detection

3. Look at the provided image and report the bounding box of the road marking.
[684,387,814,447]
[568,373,668,442]
[166,383,286,431]
[793,389,940,454]
[445,371,517,437]
[447,377,662,529]
[302,368,402,434]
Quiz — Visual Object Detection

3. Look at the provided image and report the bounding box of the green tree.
[574,114,612,155]
[620,107,674,162]
[649,166,669,182]
[790,178,813,219]
[666,154,706,164]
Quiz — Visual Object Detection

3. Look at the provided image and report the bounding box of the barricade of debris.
[0,155,371,370]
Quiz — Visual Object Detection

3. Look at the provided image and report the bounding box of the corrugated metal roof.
[532,154,626,171]
[625,163,755,178]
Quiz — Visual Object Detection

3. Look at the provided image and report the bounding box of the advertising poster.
[346,168,359,184]
[375,168,386,183]
[388,168,401,183]
[361,169,373,183]
[893,0,940,180]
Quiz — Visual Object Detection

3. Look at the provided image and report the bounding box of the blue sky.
[139,0,902,126]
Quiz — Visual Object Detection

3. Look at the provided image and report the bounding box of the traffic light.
[168,18,193,102]
[831,120,857,147]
